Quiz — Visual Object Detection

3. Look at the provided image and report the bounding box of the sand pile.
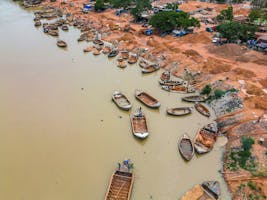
[246,82,264,96]
[202,57,231,74]
[246,96,267,110]
[259,78,267,88]
[208,44,245,59]
[179,31,211,44]
[233,67,256,79]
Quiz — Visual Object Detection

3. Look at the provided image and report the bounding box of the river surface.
[0,1,231,199]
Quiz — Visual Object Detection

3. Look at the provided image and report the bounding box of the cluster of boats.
[111,89,218,158]
[105,160,221,200]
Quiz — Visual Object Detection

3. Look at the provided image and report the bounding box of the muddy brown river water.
[0,1,231,199]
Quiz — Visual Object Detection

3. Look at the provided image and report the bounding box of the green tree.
[166,3,178,10]
[241,137,255,151]
[95,0,105,11]
[217,6,233,22]
[249,8,267,22]
[109,0,132,9]
[201,84,212,95]
[214,89,224,99]
[252,0,267,8]
[149,11,199,32]
[130,0,152,20]
[217,21,257,42]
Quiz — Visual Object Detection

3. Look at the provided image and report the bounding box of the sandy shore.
[36,0,267,198]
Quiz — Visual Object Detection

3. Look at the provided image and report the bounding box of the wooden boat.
[102,46,112,54]
[195,103,210,117]
[178,134,194,161]
[120,49,129,59]
[128,53,138,64]
[93,39,104,45]
[130,108,149,139]
[181,181,221,200]
[34,20,41,27]
[108,49,119,58]
[160,70,171,81]
[194,122,218,154]
[138,59,148,68]
[117,58,127,68]
[182,95,207,103]
[135,89,160,108]
[48,30,58,36]
[159,79,183,86]
[141,64,160,73]
[83,46,92,53]
[161,85,189,93]
[57,40,67,48]
[61,25,69,31]
[104,160,134,200]
[92,48,101,55]
[112,91,132,110]
[201,181,221,200]
[166,107,191,116]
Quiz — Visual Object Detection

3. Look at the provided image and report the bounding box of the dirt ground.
[39,0,267,198]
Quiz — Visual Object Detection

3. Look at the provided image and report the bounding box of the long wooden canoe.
[112,91,132,110]
[195,103,210,117]
[104,162,134,200]
[159,79,183,86]
[166,107,191,116]
[128,53,138,64]
[194,122,218,154]
[180,181,221,200]
[57,40,67,48]
[160,71,171,81]
[201,181,221,200]
[182,95,207,103]
[130,108,149,139]
[178,134,194,161]
[135,89,160,108]
[141,64,160,73]
[161,85,189,93]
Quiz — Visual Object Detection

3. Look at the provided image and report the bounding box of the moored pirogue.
[135,89,160,108]
[182,95,207,103]
[112,91,132,110]
[180,180,221,200]
[130,108,149,139]
[56,40,67,48]
[104,160,134,200]
[178,134,194,161]
[128,53,138,64]
[195,103,210,117]
[194,122,218,154]
[166,107,191,116]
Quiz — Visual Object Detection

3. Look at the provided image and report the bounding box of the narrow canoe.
[117,59,127,68]
[112,91,132,110]
[141,64,160,73]
[201,181,221,200]
[182,95,207,103]
[104,162,134,200]
[161,85,189,93]
[120,50,129,59]
[93,39,104,45]
[57,40,67,48]
[159,80,183,86]
[195,103,210,117]
[93,48,101,55]
[166,107,191,116]
[194,122,218,154]
[102,46,112,54]
[160,71,171,81]
[108,49,119,57]
[178,134,195,161]
[135,89,160,108]
[128,54,138,64]
[130,108,149,139]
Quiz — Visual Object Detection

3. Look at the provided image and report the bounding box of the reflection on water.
[0,1,231,199]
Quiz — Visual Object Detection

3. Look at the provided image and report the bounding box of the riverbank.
[10,0,267,199]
